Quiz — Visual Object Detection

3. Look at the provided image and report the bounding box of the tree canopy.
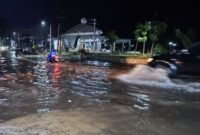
[148,22,167,55]
[175,29,191,48]
[0,17,10,38]
[106,31,119,51]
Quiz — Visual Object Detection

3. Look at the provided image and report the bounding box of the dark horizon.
[0,0,200,40]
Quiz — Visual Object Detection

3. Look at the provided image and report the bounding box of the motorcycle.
[47,52,60,63]
[51,55,60,63]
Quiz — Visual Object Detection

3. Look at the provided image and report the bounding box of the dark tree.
[0,16,10,38]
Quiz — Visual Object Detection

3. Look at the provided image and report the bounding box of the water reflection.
[127,92,150,110]
[82,60,111,67]
[70,66,110,100]
[50,63,62,90]
[33,65,49,87]
[32,63,63,113]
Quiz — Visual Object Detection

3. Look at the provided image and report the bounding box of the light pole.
[0,37,1,46]
[13,32,17,48]
[13,32,20,48]
[169,42,172,54]
[81,18,96,51]
[172,43,177,53]
[41,21,52,52]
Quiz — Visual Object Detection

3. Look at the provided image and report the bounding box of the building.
[60,24,105,53]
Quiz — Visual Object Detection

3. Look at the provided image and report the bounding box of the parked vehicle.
[147,42,200,77]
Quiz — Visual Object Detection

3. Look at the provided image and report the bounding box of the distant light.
[169,41,173,45]
[172,43,177,47]
[41,21,46,26]
[13,32,16,35]
[68,100,72,103]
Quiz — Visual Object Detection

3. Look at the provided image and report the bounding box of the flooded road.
[0,51,200,135]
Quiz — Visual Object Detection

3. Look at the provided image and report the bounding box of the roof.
[62,24,103,36]
[115,39,132,44]
[79,35,106,41]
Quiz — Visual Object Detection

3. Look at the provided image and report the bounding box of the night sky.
[0,0,200,39]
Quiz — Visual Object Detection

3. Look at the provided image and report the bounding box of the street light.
[41,20,52,52]
[169,41,177,54]
[81,18,96,51]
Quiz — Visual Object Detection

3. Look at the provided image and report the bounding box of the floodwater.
[0,50,200,135]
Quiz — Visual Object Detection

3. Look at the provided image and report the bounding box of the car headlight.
[147,58,154,63]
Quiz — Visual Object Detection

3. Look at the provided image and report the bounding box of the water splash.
[117,65,200,92]
[117,65,175,88]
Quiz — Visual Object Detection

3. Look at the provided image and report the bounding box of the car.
[147,42,200,77]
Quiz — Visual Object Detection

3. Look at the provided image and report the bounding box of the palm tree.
[134,29,141,52]
[149,22,167,55]
[134,22,151,55]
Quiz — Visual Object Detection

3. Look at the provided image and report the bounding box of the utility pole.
[81,18,97,52]
[0,37,2,46]
[93,19,96,52]
[57,23,61,54]
[50,24,52,52]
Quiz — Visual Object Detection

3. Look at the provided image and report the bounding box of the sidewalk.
[21,54,46,58]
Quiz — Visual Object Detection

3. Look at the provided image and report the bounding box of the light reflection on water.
[128,92,150,110]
